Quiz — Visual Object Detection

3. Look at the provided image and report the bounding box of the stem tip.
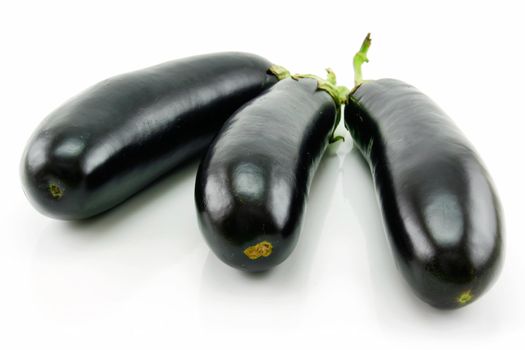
[353,33,372,87]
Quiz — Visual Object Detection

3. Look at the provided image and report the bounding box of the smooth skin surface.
[21,52,277,220]
[345,79,503,309]
[195,78,337,271]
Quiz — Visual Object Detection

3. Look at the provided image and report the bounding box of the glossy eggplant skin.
[345,79,503,309]
[195,78,337,272]
[21,52,278,220]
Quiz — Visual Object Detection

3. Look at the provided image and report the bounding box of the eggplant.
[195,74,347,272]
[21,52,282,220]
[344,35,503,308]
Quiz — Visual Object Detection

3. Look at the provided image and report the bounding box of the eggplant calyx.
[292,70,349,106]
[268,64,292,80]
[292,69,349,143]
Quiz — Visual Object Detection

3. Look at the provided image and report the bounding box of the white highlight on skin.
[424,192,463,247]
[269,177,291,230]
[466,166,499,267]
[232,163,265,202]
[204,173,233,220]
[54,137,86,160]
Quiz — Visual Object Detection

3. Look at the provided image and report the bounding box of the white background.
[1,0,524,349]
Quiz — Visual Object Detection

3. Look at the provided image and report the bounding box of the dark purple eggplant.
[21,52,283,220]
[195,73,347,272]
[344,34,503,308]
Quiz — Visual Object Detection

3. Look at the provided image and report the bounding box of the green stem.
[268,64,291,80]
[326,68,337,85]
[353,33,371,87]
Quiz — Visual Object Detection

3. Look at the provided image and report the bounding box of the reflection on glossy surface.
[53,136,87,160]
[204,173,233,221]
[30,161,200,320]
[232,162,266,202]
[423,192,463,247]
[269,177,292,229]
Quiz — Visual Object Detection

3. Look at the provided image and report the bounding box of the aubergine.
[195,74,347,271]
[344,35,503,308]
[21,52,281,220]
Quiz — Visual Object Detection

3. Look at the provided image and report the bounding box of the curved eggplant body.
[345,79,503,308]
[195,78,337,271]
[21,52,277,219]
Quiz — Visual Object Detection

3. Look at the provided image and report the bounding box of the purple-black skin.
[21,52,277,220]
[345,79,503,309]
[195,78,337,272]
